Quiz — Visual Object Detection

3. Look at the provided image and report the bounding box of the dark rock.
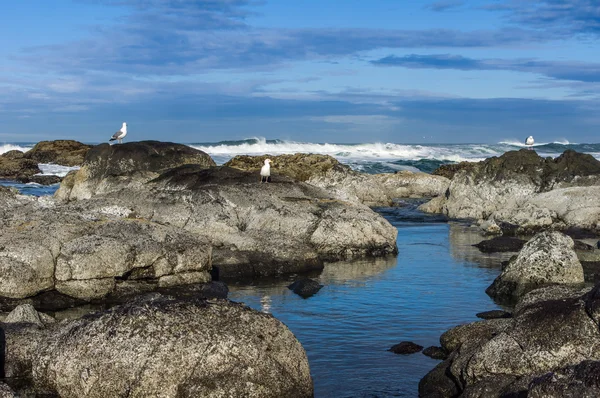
[0,154,40,179]
[574,240,596,251]
[418,355,460,397]
[564,227,598,239]
[476,310,513,320]
[473,236,527,253]
[24,140,92,166]
[15,175,62,185]
[1,150,24,160]
[528,360,600,398]
[287,278,323,299]
[432,161,477,180]
[388,341,423,355]
[498,221,520,237]
[422,346,448,360]
[582,261,600,283]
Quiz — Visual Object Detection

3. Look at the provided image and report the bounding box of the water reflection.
[448,222,516,268]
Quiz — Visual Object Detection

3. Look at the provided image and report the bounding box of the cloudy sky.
[1,0,599,143]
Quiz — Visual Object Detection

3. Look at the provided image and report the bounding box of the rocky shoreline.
[2,141,600,396]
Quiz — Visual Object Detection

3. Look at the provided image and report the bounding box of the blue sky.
[1,0,599,143]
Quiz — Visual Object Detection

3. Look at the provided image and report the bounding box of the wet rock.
[55,140,216,201]
[24,140,92,167]
[388,341,423,355]
[473,236,527,253]
[475,310,512,320]
[287,278,323,298]
[5,294,313,397]
[422,346,448,360]
[486,231,584,304]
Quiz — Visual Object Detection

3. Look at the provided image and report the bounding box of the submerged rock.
[388,341,423,355]
[473,236,527,253]
[4,294,314,397]
[24,140,92,166]
[287,278,323,298]
[486,231,584,304]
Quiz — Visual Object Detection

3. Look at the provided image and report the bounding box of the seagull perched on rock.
[525,135,534,146]
[109,122,127,144]
[260,159,272,183]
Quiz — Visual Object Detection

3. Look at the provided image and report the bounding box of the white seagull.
[260,159,272,183]
[525,135,535,146]
[109,122,128,144]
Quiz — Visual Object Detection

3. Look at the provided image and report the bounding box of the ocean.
[1,139,597,396]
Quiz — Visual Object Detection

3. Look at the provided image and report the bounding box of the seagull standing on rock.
[525,135,534,147]
[260,159,272,183]
[109,122,128,144]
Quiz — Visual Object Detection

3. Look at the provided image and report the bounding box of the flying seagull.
[260,159,272,183]
[109,122,128,144]
[525,136,534,146]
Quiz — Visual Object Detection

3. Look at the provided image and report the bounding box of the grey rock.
[422,346,448,360]
[10,294,313,398]
[4,304,53,327]
[528,361,600,398]
[475,310,512,320]
[486,231,584,304]
[287,278,323,298]
[0,383,16,397]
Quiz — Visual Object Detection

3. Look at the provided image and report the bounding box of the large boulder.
[420,282,600,396]
[420,150,600,233]
[4,294,313,397]
[226,153,449,206]
[24,140,92,166]
[56,141,216,200]
[487,232,584,303]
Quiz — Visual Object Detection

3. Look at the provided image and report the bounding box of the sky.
[0,0,599,144]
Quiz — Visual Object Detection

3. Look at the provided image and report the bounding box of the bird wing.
[111,131,123,140]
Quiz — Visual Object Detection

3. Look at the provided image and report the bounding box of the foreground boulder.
[56,141,217,200]
[486,231,584,304]
[225,153,450,206]
[420,283,600,397]
[4,294,313,397]
[420,150,600,234]
[24,140,92,166]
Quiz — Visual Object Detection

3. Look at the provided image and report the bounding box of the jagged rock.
[422,346,448,360]
[421,150,600,233]
[432,161,477,180]
[287,278,323,298]
[487,232,584,304]
[473,236,527,253]
[4,294,313,397]
[475,310,512,320]
[388,341,423,355]
[24,140,92,166]
[55,141,217,201]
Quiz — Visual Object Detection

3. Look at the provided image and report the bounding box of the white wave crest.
[0,144,33,155]
[192,137,498,165]
[37,163,80,177]
[499,139,572,147]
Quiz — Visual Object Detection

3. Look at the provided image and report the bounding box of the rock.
[475,310,512,320]
[15,175,62,185]
[418,356,460,398]
[24,140,92,166]
[473,236,527,253]
[421,150,600,233]
[421,282,600,396]
[287,278,323,298]
[528,360,600,397]
[478,219,502,235]
[4,304,54,327]
[598,240,600,249]
[2,150,24,160]
[440,319,513,353]
[0,152,41,179]
[422,346,448,360]
[487,231,584,304]
[226,153,450,206]
[0,383,16,397]
[574,240,596,251]
[432,161,477,180]
[388,341,423,355]
[55,141,216,201]
[4,294,313,397]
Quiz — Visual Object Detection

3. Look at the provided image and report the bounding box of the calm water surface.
[229,207,512,397]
